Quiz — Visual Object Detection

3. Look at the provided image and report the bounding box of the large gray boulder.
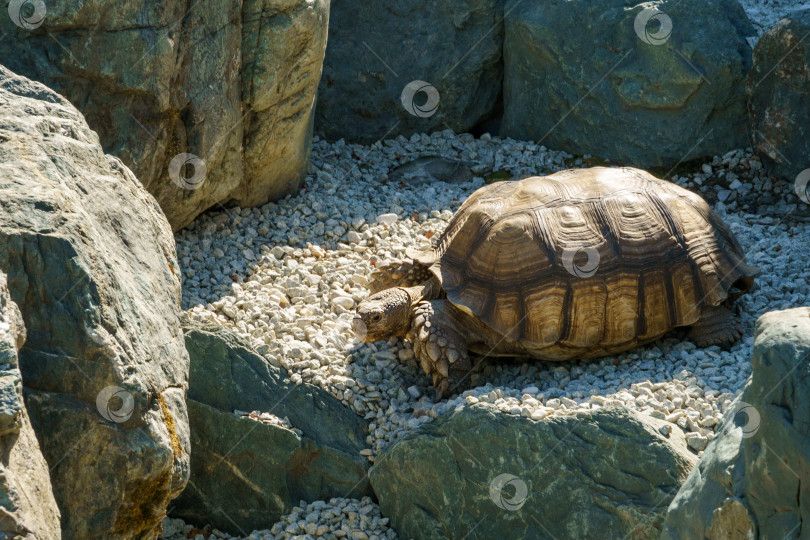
[370,404,696,540]
[748,9,810,184]
[315,0,504,143]
[0,0,328,230]
[0,272,61,539]
[502,0,755,168]
[0,65,190,539]
[172,324,371,533]
[661,307,810,539]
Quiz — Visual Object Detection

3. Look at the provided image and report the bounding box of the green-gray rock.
[748,9,810,183]
[0,0,328,230]
[316,0,504,143]
[172,324,371,533]
[0,65,190,539]
[0,272,61,539]
[661,307,810,540]
[370,404,696,540]
[502,0,755,168]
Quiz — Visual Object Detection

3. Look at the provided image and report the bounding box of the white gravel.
[172,127,810,538]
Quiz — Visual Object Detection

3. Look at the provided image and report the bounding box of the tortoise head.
[353,288,411,342]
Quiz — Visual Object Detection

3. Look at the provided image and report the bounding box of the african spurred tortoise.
[353,167,758,396]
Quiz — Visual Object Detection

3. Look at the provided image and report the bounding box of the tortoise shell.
[408,167,757,358]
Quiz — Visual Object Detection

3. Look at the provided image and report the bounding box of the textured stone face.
[748,8,810,182]
[172,324,371,534]
[0,0,329,230]
[502,0,755,168]
[315,0,505,143]
[0,65,190,539]
[370,404,696,540]
[661,307,810,539]
[0,271,61,540]
[236,0,329,207]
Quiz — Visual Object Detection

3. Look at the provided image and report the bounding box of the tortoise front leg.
[407,300,472,399]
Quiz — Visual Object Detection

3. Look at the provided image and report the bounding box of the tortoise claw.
[437,358,449,378]
[435,378,450,401]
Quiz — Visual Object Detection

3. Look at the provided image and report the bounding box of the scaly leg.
[407,300,471,399]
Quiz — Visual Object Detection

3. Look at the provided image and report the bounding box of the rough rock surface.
[0,0,329,230]
[502,0,755,168]
[0,272,61,539]
[0,65,190,539]
[172,324,371,533]
[235,0,329,208]
[315,0,504,143]
[748,8,810,183]
[661,307,810,540]
[370,404,696,540]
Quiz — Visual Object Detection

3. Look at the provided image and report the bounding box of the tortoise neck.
[402,276,442,305]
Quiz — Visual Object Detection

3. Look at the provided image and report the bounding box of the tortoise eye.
[371,314,382,322]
